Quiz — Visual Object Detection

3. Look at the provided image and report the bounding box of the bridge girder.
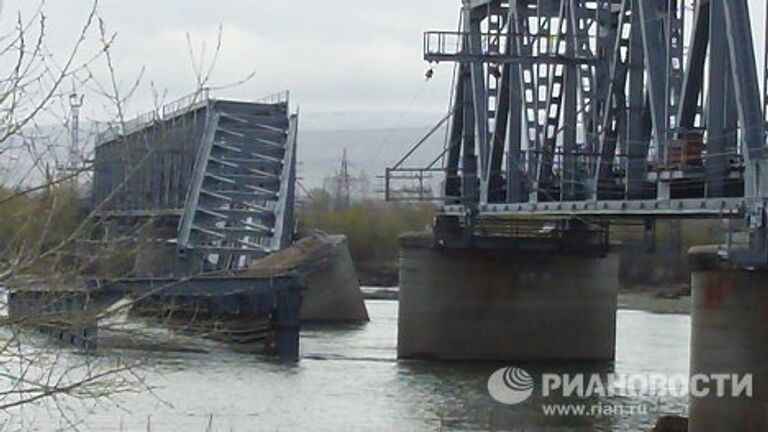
[419,0,768,263]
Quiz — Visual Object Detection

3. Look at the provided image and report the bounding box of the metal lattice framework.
[401,0,768,263]
[93,92,298,274]
[177,99,297,270]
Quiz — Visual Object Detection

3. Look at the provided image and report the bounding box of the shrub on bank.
[298,193,435,286]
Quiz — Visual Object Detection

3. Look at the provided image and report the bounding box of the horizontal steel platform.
[8,274,306,358]
[10,275,301,294]
[94,274,302,296]
[442,198,753,218]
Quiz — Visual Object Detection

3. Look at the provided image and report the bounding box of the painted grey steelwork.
[92,91,298,274]
[389,0,768,264]
[68,91,306,358]
[7,274,305,359]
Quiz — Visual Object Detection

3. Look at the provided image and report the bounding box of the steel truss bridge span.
[388,0,768,264]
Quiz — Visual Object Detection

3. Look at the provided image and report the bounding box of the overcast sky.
[1,1,767,128]
[1,0,461,126]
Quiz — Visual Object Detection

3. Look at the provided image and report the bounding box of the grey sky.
[1,1,767,126]
[1,1,768,188]
[2,0,460,124]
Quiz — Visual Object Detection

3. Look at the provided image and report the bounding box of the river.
[3,300,690,431]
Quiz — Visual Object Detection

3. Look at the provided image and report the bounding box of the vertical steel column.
[512,5,539,201]
[537,1,569,197]
[490,58,511,203]
[461,60,479,209]
[706,1,732,198]
[664,0,684,139]
[531,0,548,201]
[592,0,614,159]
[722,0,765,197]
[594,0,631,199]
[722,0,765,160]
[626,0,651,199]
[444,66,466,201]
[764,0,768,137]
[274,114,299,250]
[466,7,490,201]
[569,0,597,184]
[563,0,579,200]
[486,8,507,203]
[507,2,526,203]
[677,0,709,132]
[588,0,618,199]
[638,0,669,167]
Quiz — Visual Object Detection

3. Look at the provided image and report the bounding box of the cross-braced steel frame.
[410,0,768,263]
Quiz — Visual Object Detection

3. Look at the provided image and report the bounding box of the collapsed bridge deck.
[92,91,298,275]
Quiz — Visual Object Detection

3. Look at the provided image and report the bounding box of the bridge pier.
[397,233,618,361]
[688,246,768,431]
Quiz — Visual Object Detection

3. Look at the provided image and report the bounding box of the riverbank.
[360,285,692,315]
[619,291,691,315]
[619,284,691,315]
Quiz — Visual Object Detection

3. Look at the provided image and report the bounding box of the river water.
[4,300,690,431]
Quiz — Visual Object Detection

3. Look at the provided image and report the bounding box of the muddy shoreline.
[361,286,692,315]
[618,291,691,315]
[618,284,691,315]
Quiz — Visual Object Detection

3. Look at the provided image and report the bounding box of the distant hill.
[0,112,450,197]
[299,111,447,132]
[299,126,446,193]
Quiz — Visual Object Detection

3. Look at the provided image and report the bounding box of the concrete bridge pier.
[397,233,619,361]
[688,247,768,431]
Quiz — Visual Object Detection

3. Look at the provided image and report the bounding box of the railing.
[96,88,213,145]
[256,90,290,105]
[425,31,466,59]
[162,88,211,119]
[424,31,596,64]
[384,168,440,202]
[95,88,296,148]
[384,107,456,203]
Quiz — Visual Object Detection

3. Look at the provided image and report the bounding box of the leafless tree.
[0,2,251,428]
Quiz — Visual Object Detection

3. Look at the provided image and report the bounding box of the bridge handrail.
[256,90,290,105]
[424,30,596,62]
[96,88,213,145]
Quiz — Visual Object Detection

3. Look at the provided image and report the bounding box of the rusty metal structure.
[388,0,768,264]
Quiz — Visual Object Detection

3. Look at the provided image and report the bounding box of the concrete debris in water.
[244,234,369,323]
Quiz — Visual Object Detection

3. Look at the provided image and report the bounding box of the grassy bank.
[0,184,86,277]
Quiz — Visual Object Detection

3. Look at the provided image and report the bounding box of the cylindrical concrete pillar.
[398,233,618,361]
[689,246,768,431]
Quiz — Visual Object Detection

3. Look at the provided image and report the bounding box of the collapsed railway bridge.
[92,91,298,274]
[9,91,304,358]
